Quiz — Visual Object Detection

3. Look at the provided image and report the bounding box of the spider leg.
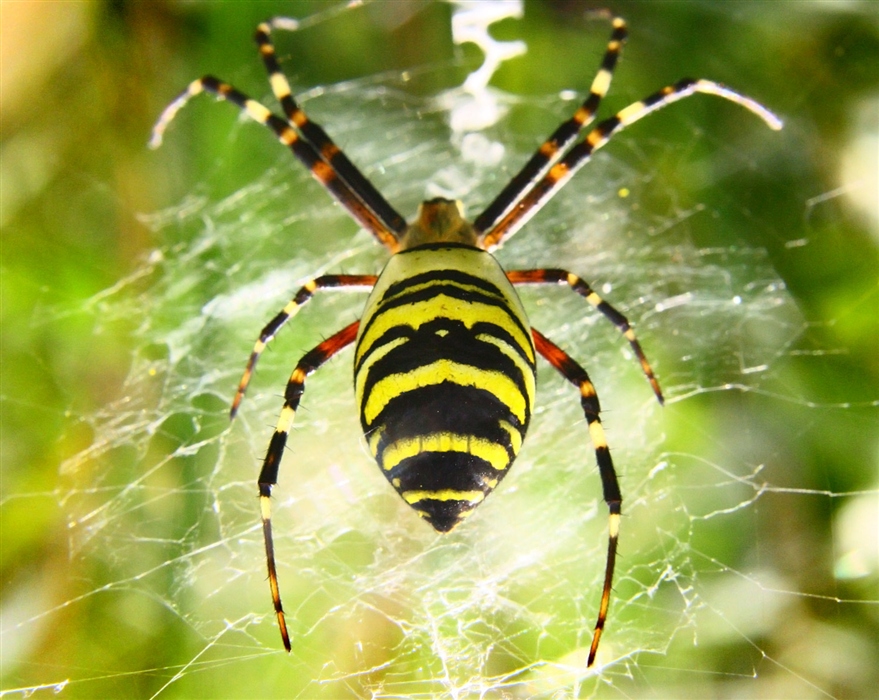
[257,320,360,652]
[508,269,662,403]
[474,12,628,234]
[479,78,782,250]
[532,328,619,668]
[150,78,401,252]
[255,20,408,237]
[231,274,377,418]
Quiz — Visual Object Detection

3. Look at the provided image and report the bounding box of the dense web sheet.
[3,2,877,699]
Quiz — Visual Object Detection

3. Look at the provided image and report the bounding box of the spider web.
[4,2,877,699]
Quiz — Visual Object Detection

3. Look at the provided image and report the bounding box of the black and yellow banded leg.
[149,77,400,252]
[258,320,360,652]
[254,20,408,238]
[479,78,782,250]
[532,328,620,668]
[231,274,377,418]
[474,12,627,234]
[507,268,663,404]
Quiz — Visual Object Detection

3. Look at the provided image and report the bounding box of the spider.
[151,12,781,666]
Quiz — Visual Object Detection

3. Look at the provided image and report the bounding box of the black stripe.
[360,321,531,404]
[603,27,627,71]
[383,282,506,311]
[596,446,621,505]
[388,451,504,493]
[380,268,507,305]
[353,322,413,376]
[367,382,526,455]
[358,277,532,361]
[355,297,534,375]
[397,242,478,253]
[358,319,533,423]
[415,499,477,533]
[593,116,619,141]
[355,323,534,392]
[258,431,287,485]
[356,314,534,377]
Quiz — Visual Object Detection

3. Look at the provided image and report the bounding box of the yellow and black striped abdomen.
[354,244,536,532]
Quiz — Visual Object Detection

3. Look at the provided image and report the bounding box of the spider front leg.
[474,11,628,233]
[532,328,620,668]
[508,268,663,403]
[254,20,407,237]
[231,274,377,418]
[257,320,360,652]
[479,79,782,250]
[150,77,401,251]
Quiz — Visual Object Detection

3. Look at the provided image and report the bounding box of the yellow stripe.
[475,332,536,405]
[260,494,273,521]
[585,291,602,308]
[363,359,528,426]
[269,73,290,98]
[379,432,512,473]
[382,277,503,307]
[590,68,612,98]
[609,512,621,539]
[402,489,486,505]
[188,80,205,98]
[357,293,533,365]
[617,100,647,126]
[275,405,296,434]
[244,99,272,124]
[588,421,608,450]
[581,381,597,400]
[367,427,384,458]
[498,419,523,456]
[354,336,409,410]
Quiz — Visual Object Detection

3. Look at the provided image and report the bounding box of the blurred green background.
[2,1,877,698]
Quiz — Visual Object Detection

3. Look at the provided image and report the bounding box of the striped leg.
[254,20,408,237]
[532,328,619,668]
[258,320,360,652]
[507,269,662,403]
[479,78,783,250]
[231,274,377,418]
[150,78,401,252]
[474,12,628,234]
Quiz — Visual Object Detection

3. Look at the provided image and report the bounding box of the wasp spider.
[151,12,781,666]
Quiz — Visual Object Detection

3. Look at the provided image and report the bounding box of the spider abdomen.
[354,244,537,531]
